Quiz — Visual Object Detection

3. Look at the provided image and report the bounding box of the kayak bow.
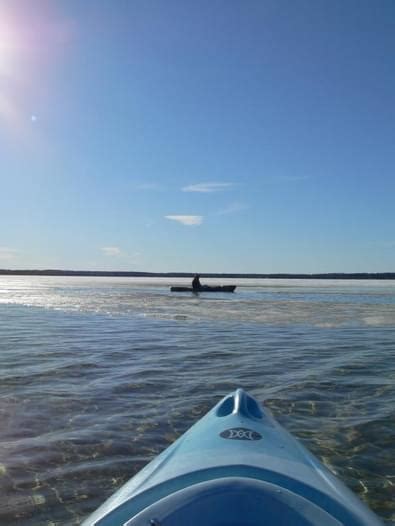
[82,389,383,525]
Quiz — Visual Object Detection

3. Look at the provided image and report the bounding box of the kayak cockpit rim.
[90,465,372,526]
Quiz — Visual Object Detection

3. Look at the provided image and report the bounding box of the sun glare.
[0,8,37,134]
[0,14,18,77]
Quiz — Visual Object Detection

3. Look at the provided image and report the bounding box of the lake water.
[0,276,394,525]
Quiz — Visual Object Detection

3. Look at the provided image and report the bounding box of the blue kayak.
[82,389,383,525]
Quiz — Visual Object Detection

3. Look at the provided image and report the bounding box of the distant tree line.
[0,269,394,279]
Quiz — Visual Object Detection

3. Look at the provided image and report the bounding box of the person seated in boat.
[192,274,201,290]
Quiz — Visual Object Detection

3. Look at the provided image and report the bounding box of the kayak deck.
[170,285,236,293]
[82,389,383,526]
[121,477,344,526]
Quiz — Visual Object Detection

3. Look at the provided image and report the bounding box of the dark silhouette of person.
[192,274,201,290]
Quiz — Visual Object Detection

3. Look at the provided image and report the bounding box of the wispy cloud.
[0,247,18,260]
[182,182,234,193]
[216,202,249,216]
[100,246,121,256]
[165,215,203,226]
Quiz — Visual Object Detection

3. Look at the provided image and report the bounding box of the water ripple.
[0,277,394,524]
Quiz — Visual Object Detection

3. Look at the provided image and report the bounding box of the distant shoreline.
[1,270,395,280]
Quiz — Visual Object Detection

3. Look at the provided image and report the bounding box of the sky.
[1,0,394,273]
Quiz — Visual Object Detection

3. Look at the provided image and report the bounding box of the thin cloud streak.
[0,247,18,260]
[165,215,203,226]
[216,202,249,216]
[101,246,121,256]
[182,182,234,193]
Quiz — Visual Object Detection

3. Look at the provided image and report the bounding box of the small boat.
[170,285,236,293]
[82,389,383,525]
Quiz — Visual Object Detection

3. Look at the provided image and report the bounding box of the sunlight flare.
[0,12,19,77]
[165,215,203,226]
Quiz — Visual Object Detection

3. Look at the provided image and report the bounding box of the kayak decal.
[220,427,262,441]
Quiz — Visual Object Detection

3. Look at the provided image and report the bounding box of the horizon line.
[1,269,395,280]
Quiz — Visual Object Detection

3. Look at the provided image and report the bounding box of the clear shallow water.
[0,276,394,524]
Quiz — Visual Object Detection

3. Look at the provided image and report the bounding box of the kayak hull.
[170,285,236,292]
[82,389,383,525]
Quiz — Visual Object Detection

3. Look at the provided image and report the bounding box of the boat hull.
[82,389,383,525]
[170,285,236,292]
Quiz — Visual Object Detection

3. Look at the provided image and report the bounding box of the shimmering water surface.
[0,276,394,525]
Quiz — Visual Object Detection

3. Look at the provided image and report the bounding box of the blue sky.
[1,0,394,273]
